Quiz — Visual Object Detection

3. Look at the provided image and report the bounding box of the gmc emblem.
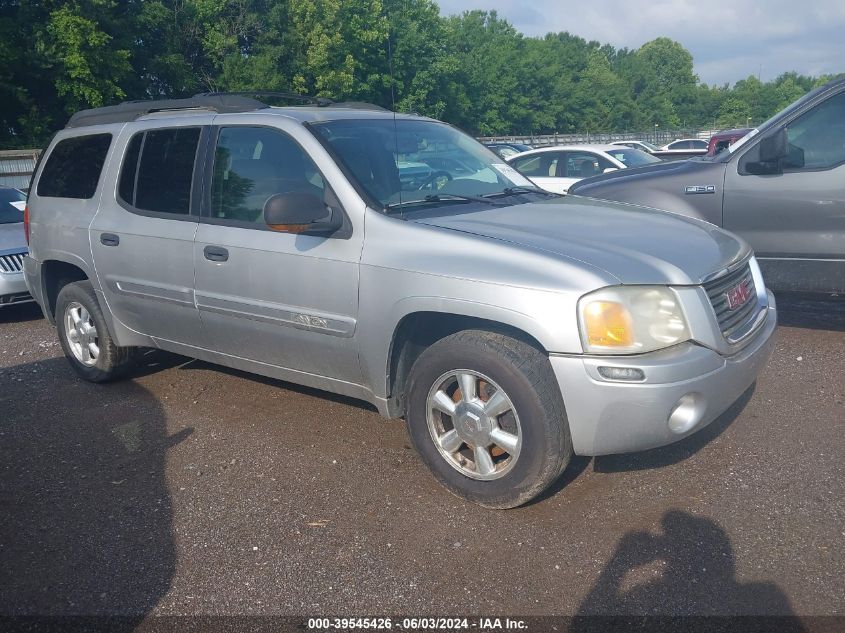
[725,280,751,310]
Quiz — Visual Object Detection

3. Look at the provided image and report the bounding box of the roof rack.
[199,91,335,107]
[328,101,389,111]
[66,94,269,128]
[65,92,388,128]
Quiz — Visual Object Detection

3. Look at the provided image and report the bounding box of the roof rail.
[328,101,389,111]
[198,91,335,107]
[65,92,390,128]
[66,94,269,128]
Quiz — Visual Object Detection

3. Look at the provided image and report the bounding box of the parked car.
[609,140,659,154]
[570,76,845,293]
[25,94,776,508]
[506,144,661,193]
[649,138,709,161]
[660,138,708,152]
[0,186,32,307]
[484,142,533,159]
[707,128,753,156]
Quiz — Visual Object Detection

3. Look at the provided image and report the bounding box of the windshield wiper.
[484,186,561,198]
[385,193,505,212]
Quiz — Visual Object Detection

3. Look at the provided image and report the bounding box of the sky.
[437,0,845,86]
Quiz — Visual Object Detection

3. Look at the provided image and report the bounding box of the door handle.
[203,245,229,262]
[100,233,120,247]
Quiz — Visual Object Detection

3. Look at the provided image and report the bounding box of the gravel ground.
[0,293,843,622]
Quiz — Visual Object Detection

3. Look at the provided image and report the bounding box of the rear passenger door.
[90,119,210,346]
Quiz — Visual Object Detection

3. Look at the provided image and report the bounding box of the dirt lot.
[1,293,843,623]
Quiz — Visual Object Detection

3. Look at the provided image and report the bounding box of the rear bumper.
[550,291,777,456]
[21,255,47,316]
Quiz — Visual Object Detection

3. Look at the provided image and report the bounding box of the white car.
[506,144,660,194]
[659,138,708,152]
[609,140,659,154]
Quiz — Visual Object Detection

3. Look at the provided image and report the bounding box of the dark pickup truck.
[571,77,845,293]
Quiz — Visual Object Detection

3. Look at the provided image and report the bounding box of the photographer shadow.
[0,356,190,626]
[571,510,805,631]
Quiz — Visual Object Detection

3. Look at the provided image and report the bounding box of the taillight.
[23,204,30,244]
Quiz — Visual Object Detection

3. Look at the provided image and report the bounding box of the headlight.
[577,286,690,354]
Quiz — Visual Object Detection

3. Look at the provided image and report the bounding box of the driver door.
[724,89,845,292]
[193,123,363,383]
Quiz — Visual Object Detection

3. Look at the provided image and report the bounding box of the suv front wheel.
[405,330,572,508]
[56,281,136,382]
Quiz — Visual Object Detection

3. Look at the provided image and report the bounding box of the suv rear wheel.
[405,330,572,508]
[56,281,135,382]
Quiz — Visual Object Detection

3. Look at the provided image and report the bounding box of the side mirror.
[603,167,618,174]
[758,128,788,163]
[745,129,788,175]
[263,192,342,235]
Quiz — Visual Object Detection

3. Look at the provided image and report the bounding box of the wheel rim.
[426,370,522,481]
[64,301,99,367]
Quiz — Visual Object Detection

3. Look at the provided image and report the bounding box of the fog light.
[597,366,645,382]
[667,393,706,434]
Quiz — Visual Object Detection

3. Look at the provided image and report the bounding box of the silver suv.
[24,95,777,508]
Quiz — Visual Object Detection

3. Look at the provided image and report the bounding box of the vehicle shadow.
[0,357,189,624]
[775,291,845,332]
[570,510,805,630]
[0,302,43,324]
[176,358,380,413]
[592,384,754,474]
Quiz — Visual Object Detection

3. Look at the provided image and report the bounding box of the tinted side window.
[784,91,845,170]
[118,133,143,205]
[210,127,324,224]
[135,128,200,214]
[512,153,560,177]
[37,134,112,199]
[562,152,613,178]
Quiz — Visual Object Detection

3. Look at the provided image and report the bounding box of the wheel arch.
[381,305,550,419]
[41,257,92,324]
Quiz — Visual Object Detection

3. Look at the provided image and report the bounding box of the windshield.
[0,188,26,224]
[605,148,661,167]
[310,119,543,211]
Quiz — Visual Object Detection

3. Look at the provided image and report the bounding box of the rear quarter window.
[36,134,112,199]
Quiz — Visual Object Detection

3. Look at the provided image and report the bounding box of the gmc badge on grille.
[685,185,716,194]
[725,280,751,310]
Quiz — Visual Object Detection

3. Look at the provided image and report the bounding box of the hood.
[0,221,27,253]
[570,157,718,193]
[412,196,750,286]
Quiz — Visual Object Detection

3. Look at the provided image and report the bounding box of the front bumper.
[551,291,777,456]
[0,269,32,307]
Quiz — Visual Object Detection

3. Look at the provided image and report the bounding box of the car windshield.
[605,148,661,167]
[0,188,26,224]
[309,118,546,211]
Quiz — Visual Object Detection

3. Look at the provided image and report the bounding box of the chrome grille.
[703,262,758,340]
[0,251,26,274]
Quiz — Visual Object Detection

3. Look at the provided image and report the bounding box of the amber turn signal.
[582,301,634,348]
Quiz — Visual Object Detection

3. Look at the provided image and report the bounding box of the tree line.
[0,0,840,149]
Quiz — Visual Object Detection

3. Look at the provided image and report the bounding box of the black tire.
[405,330,572,509]
[55,280,136,382]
